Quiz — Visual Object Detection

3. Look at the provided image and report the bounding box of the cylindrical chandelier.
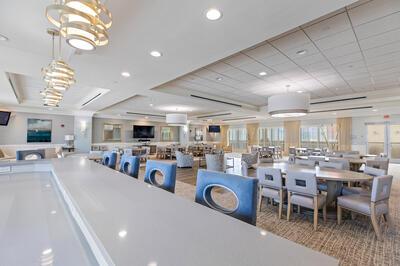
[166,114,187,126]
[268,93,310,118]
[46,0,112,51]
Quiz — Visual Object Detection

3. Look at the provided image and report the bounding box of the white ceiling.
[1,0,400,123]
[157,0,400,105]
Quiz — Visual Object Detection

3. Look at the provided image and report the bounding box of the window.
[300,124,337,149]
[228,128,247,152]
[258,127,285,149]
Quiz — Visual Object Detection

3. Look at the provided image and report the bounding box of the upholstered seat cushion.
[261,187,286,201]
[291,194,326,209]
[341,186,371,196]
[337,194,388,216]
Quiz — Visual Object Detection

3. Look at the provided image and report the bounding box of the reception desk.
[0,158,338,266]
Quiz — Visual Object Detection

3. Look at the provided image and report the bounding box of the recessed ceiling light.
[216,77,223,81]
[121,72,130,77]
[332,112,337,115]
[149,103,154,107]
[297,90,303,93]
[259,71,267,76]
[260,230,267,236]
[296,49,307,55]
[373,109,378,112]
[206,8,222,21]
[118,230,127,238]
[150,50,162,57]
[145,116,149,119]
[0,34,8,41]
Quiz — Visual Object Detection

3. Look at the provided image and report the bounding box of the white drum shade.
[268,93,310,117]
[166,113,187,126]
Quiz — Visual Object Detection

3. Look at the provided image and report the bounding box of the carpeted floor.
[138,161,400,266]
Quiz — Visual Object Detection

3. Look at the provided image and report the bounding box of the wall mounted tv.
[133,125,155,139]
[0,111,11,126]
[208,125,221,133]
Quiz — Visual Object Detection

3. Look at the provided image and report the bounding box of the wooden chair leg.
[297,205,301,214]
[258,194,263,212]
[371,203,382,240]
[313,196,318,231]
[287,192,292,221]
[350,212,356,220]
[278,190,283,219]
[323,205,327,223]
[337,206,342,225]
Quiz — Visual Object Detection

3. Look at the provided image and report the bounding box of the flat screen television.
[0,111,11,126]
[133,125,155,139]
[208,125,221,133]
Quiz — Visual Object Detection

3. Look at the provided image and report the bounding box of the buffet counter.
[0,158,338,266]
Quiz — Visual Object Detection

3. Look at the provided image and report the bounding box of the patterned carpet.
[139,162,400,266]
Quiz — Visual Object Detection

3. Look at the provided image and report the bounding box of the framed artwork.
[27,119,52,143]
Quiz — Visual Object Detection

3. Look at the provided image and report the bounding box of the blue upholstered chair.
[16,149,45,161]
[144,160,177,193]
[102,151,117,169]
[195,169,258,225]
[119,155,140,178]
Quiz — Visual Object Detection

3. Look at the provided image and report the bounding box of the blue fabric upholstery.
[16,149,45,161]
[195,169,258,225]
[119,155,140,178]
[102,151,117,169]
[144,160,177,193]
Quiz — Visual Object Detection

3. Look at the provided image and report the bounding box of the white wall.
[0,111,74,145]
[92,117,180,144]
[74,116,92,153]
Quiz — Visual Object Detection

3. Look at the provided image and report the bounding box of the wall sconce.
[80,120,87,134]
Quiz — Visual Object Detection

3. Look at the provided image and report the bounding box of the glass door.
[389,124,400,162]
[366,123,400,162]
[366,124,387,156]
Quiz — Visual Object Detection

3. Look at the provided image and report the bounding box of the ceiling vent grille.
[197,112,232,119]
[126,112,166,118]
[190,94,242,107]
[311,96,366,105]
[310,106,373,113]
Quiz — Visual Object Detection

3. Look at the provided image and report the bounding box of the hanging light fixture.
[268,93,310,118]
[166,113,187,126]
[41,28,75,107]
[46,0,112,51]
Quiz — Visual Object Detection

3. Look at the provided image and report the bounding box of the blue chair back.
[16,149,45,161]
[119,155,140,178]
[144,160,177,193]
[102,151,117,169]
[195,170,258,225]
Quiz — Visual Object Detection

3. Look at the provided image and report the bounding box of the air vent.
[222,116,256,122]
[126,112,165,118]
[197,113,232,119]
[310,106,373,113]
[82,93,102,107]
[190,94,242,107]
[311,96,366,105]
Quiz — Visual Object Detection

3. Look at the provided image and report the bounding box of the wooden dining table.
[255,162,373,205]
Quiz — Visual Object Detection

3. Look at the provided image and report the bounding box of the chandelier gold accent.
[46,0,112,51]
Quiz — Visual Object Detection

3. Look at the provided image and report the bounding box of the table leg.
[325,180,343,205]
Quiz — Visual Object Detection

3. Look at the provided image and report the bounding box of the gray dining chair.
[317,161,344,192]
[286,170,327,230]
[205,154,224,172]
[337,175,393,240]
[257,167,285,219]
[328,158,350,170]
[366,158,389,174]
[295,159,316,167]
[341,166,386,196]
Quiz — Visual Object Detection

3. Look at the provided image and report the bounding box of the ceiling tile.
[359,28,400,50]
[270,30,309,51]
[243,43,278,60]
[322,42,360,59]
[257,53,290,67]
[348,0,400,26]
[354,12,400,40]
[304,12,351,41]
[329,52,363,66]
[314,29,357,51]
[224,53,254,67]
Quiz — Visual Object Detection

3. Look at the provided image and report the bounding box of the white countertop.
[1,158,338,266]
